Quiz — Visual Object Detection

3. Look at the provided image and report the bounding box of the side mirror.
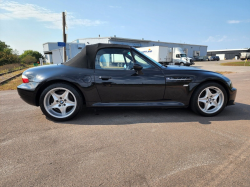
[133,64,143,71]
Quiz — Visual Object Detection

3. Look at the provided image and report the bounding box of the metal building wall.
[207,50,250,59]
[109,40,207,57]
[44,38,207,61]
[44,54,53,63]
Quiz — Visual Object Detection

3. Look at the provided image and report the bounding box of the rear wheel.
[190,82,227,116]
[180,62,184,66]
[39,83,83,121]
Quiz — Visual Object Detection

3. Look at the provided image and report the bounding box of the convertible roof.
[64,43,131,69]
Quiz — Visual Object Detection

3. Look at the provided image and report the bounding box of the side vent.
[166,77,192,81]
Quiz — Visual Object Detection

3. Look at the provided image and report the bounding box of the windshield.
[180,54,187,57]
[132,48,163,67]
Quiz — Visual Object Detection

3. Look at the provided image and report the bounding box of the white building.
[43,37,207,64]
[43,42,85,64]
[207,48,250,60]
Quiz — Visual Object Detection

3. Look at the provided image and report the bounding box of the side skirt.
[91,101,185,107]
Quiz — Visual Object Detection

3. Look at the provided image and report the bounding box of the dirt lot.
[1,71,250,186]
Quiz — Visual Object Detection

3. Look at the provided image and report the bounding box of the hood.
[179,57,192,62]
[162,65,231,84]
[163,65,206,71]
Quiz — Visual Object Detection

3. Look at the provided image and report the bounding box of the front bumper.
[227,87,237,105]
[189,60,195,65]
[17,82,40,106]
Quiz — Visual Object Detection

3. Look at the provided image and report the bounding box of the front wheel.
[190,82,227,116]
[39,83,83,121]
[180,62,184,66]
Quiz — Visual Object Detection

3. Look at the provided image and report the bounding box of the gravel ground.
[0,71,250,187]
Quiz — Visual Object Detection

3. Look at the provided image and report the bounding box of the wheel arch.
[35,79,86,106]
[190,79,230,105]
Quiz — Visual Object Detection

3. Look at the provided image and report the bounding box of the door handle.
[99,76,111,80]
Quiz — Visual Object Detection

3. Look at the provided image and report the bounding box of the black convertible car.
[18,44,237,121]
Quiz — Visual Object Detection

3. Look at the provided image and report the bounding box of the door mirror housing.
[133,64,143,71]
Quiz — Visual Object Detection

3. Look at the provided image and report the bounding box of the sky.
[0,0,249,55]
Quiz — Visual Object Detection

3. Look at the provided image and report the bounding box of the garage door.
[216,54,225,60]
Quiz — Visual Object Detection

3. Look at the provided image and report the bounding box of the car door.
[174,54,180,64]
[94,48,166,103]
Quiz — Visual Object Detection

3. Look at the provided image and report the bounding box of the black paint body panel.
[94,68,166,102]
[17,87,37,106]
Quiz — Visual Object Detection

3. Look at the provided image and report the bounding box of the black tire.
[190,82,228,117]
[180,62,184,66]
[39,83,83,121]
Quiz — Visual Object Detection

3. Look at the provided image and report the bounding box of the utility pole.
[62,12,66,63]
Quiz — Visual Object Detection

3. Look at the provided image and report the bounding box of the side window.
[95,48,133,70]
[132,51,155,69]
[176,54,180,58]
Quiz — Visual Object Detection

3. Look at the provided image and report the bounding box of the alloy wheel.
[198,86,224,114]
[43,87,77,118]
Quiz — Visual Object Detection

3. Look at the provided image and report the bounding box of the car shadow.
[56,102,250,126]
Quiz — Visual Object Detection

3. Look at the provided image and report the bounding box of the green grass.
[0,63,34,74]
[0,63,24,74]
[220,61,250,66]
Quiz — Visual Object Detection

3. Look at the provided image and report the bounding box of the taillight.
[22,74,29,83]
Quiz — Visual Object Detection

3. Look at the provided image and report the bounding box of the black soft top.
[64,43,131,69]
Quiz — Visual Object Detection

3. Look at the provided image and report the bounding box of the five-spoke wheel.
[40,83,83,121]
[198,87,224,114]
[44,87,77,118]
[190,82,227,116]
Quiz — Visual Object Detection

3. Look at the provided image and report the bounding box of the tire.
[180,62,184,66]
[190,82,227,117]
[39,83,83,121]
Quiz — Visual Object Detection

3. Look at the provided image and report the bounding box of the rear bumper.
[227,87,237,106]
[17,83,40,106]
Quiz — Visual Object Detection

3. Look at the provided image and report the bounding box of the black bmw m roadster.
[17,43,237,121]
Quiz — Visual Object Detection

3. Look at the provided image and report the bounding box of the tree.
[0,40,8,52]
[20,50,43,61]
[21,55,37,65]
[0,40,20,66]
[12,49,19,55]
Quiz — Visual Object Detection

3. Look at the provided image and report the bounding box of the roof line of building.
[73,37,208,47]
[43,42,85,45]
[208,48,250,52]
